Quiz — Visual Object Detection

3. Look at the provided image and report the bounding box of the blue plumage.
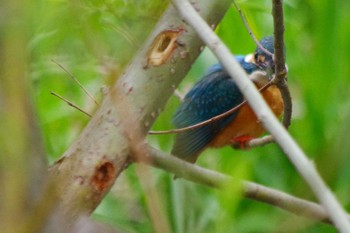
[171,55,260,162]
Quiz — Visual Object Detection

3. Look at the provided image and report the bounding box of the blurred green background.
[26,0,350,232]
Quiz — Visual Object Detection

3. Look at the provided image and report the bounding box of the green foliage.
[32,0,350,232]
[32,0,168,159]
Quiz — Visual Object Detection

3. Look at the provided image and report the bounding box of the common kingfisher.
[171,36,284,163]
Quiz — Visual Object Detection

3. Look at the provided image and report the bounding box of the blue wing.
[171,55,259,162]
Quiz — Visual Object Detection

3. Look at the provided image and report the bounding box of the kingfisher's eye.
[254,53,259,62]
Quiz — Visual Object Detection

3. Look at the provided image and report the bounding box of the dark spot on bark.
[90,161,116,192]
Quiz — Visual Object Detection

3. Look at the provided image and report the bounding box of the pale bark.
[49,0,231,222]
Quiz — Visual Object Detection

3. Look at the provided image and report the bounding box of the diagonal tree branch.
[48,0,232,222]
[171,0,350,231]
[145,146,350,225]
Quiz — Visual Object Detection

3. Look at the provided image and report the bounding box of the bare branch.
[247,134,274,148]
[50,91,92,117]
[271,0,292,129]
[232,1,273,58]
[146,146,350,225]
[51,59,99,106]
[171,0,350,231]
[272,0,287,83]
[234,0,292,147]
[279,81,292,128]
[48,0,233,222]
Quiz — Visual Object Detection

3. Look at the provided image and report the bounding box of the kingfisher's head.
[204,54,270,87]
[253,36,275,75]
[237,55,272,86]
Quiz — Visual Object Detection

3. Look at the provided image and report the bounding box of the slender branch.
[171,0,350,231]
[232,1,273,58]
[271,0,292,129]
[279,81,292,128]
[247,134,274,148]
[51,59,99,106]
[145,146,350,225]
[272,0,286,83]
[50,91,92,117]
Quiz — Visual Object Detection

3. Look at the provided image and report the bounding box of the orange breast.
[209,85,283,148]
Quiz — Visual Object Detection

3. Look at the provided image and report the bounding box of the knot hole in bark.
[146,28,184,67]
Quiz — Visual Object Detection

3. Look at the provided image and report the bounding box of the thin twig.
[149,81,271,135]
[247,134,274,148]
[50,91,92,117]
[279,81,292,128]
[112,25,137,47]
[232,1,273,58]
[145,146,350,225]
[271,0,292,129]
[51,59,99,106]
[171,0,350,231]
[272,1,286,82]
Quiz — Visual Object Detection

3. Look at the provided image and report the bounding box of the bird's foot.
[231,135,255,150]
